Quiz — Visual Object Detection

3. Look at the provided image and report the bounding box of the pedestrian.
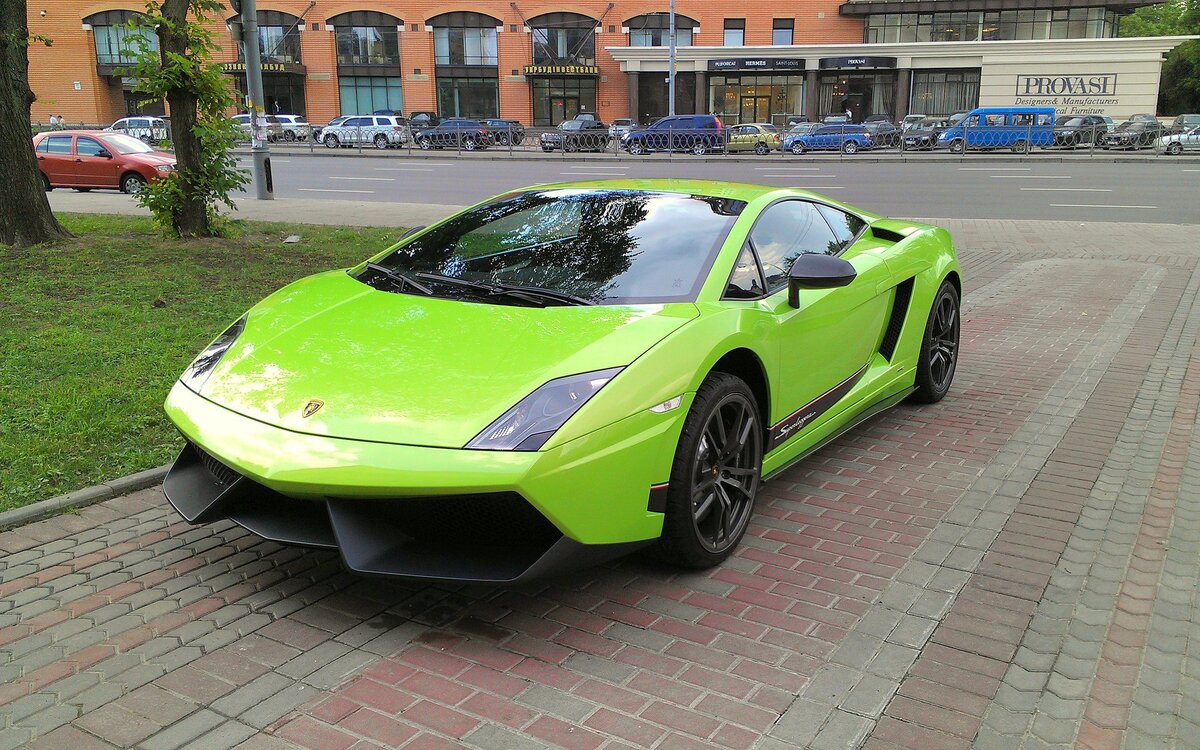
[48,114,58,129]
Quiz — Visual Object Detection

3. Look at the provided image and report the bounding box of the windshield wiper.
[364,263,434,296]
[414,273,592,307]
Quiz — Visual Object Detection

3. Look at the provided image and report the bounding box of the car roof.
[36,130,107,137]
[506,178,825,203]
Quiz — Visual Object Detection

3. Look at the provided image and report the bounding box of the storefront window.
[865,8,1118,42]
[709,75,804,128]
[338,76,402,115]
[258,25,301,64]
[434,27,499,65]
[531,13,596,66]
[532,77,597,125]
[909,69,979,117]
[87,9,157,67]
[437,77,498,118]
[336,26,400,65]
[818,72,896,121]
[627,14,696,47]
[637,72,696,122]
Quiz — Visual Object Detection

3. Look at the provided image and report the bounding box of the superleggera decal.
[768,364,869,451]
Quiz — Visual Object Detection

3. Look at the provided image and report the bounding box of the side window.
[36,138,50,153]
[725,243,765,299]
[76,137,106,156]
[1037,113,1053,126]
[984,114,1005,126]
[750,201,841,292]
[961,115,979,127]
[45,135,73,154]
[1011,113,1033,126]
[346,117,368,127]
[815,204,866,250]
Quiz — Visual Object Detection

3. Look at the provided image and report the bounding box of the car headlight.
[180,316,246,393]
[466,367,623,451]
[156,164,175,172]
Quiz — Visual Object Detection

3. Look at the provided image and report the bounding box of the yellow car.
[726,123,781,154]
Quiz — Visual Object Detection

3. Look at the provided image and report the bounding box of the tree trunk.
[0,0,71,247]
[160,0,208,236]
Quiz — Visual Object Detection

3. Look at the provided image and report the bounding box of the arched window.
[83,10,156,66]
[225,10,303,63]
[329,11,401,66]
[625,13,697,47]
[429,12,500,66]
[528,12,596,66]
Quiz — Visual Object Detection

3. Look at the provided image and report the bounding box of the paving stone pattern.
[1,220,1197,750]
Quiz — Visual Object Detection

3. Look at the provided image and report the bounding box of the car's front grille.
[192,443,241,487]
[378,492,560,545]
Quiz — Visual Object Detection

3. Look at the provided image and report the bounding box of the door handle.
[74,158,83,163]
[37,156,45,160]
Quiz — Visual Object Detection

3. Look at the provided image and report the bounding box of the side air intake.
[879,278,914,361]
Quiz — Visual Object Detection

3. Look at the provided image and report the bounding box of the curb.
[0,464,170,530]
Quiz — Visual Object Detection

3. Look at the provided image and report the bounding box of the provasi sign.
[1013,73,1119,113]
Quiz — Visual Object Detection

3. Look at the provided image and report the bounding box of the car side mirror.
[97,150,112,159]
[787,254,857,308]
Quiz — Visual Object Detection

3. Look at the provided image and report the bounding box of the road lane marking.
[1019,187,1113,192]
[754,166,821,171]
[1046,201,1156,207]
[1183,169,1200,172]
[329,176,395,181]
[558,172,627,176]
[991,175,1072,179]
[297,188,376,194]
[959,167,1029,171]
[373,167,434,171]
[760,174,837,179]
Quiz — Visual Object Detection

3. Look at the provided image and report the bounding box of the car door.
[38,134,76,186]
[73,135,120,188]
[748,200,894,447]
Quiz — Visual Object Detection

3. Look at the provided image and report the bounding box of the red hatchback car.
[32,130,176,194]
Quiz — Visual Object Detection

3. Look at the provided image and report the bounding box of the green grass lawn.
[0,213,404,512]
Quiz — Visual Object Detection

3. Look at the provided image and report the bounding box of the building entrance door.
[550,97,579,124]
[739,95,770,123]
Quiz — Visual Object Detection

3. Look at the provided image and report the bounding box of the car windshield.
[1059,117,1085,127]
[367,189,746,305]
[760,124,778,132]
[1116,122,1141,131]
[614,119,632,126]
[560,121,584,131]
[788,123,818,134]
[99,133,154,154]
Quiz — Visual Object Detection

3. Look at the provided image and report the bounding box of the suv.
[621,114,725,155]
[415,119,491,150]
[483,119,525,146]
[540,119,610,152]
[1101,119,1167,150]
[408,111,440,130]
[1168,114,1200,134]
[608,118,638,139]
[1052,114,1114,147]
[322,115,409,149]
[272,114,310,142]
[862,117,901,147]
[230,113,286,143]
[106,116,168,143]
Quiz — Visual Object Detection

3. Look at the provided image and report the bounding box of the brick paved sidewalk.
[2,220,1197,750]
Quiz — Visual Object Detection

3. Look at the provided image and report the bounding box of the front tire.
[628,140,644,155]
[418,137,432,150]
[948,138,965,154]
[791,141,805,155]
[120,172,146,194]
[842,140,859,154]
[324,134,340,148]
[657,373,763,568]
[911,280,960,404]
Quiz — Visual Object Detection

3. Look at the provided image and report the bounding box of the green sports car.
[164,179,961,582]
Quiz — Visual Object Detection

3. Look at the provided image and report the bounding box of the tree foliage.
[123,0,245,236]
[0,0,71,247]
[1121,0,1200,114]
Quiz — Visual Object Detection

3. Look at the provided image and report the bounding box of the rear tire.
[41,172,52,191]
[791,142,805,155]
[1167,142,1183,155]
[73,187,92,192]
[692,141,707,156]
[373,134,389,149]
[842,140,859,154]
[754,142,769,155]
[1012,139,1030,154]
[911,280,960,404]
[656,373,763,569]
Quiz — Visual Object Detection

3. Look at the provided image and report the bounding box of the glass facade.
[437,77,499,118]
[637,72,696,122]
[339,76,402,115]
[723,19,745,47]
[336,26,400,65]
[257,25,301,65]
[434,28,499,65]
[864,8,1118,42]
[909,69,980,116]
[532,77,598,125]
[709,75,804,127]
[772,19,794,46]
[627,15,696,47]
[531,24,595,66]
[818,72,897,120]
[93,24,156,66]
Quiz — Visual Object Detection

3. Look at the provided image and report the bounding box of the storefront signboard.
[1012,73,1119,113]
[708,58,804,72]
[818,56,897,69]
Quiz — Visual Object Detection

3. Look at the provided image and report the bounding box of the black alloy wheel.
[657,373,763,568]
[912,280,960,403]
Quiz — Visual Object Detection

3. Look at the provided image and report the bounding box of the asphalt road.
[235,153,1200,224]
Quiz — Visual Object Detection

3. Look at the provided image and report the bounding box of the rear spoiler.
[869,218,926,243]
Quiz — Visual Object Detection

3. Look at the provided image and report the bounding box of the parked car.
[779,122,821,152]
[786,124,874,154]
[901,118,950,151]
[900,114,928,131]
[1168,114,1200,134]
[573,112,598,122]
[415,118,491,150]
[1052,114,1114,147]
[484,119,525,146]
[725,123,780,154]
[272,114,310,142]
[862,118,901,147]
[33,130,175,194]
[937,106,1055,153]
[621,114,725,155]
[313,116,349,143]
[822,114,850,124]
[408,111,440,130]
[230,113,286,142]
[105,116,168,143]
[608,118,639,139]
[322,115,409,149]
[1101,119,1166,150]
[372,109,403,116]
[1158,126,1200,154]
[1127,113,1161,123]
[540,119,610,152]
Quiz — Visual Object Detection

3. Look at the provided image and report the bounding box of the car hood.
[195,271,699,448]
[126,151,176,166]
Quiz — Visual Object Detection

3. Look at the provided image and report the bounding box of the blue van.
[937,107,1056,154]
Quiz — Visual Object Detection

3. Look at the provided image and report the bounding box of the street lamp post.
[232,0,273,200]
[667,0,676,116]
